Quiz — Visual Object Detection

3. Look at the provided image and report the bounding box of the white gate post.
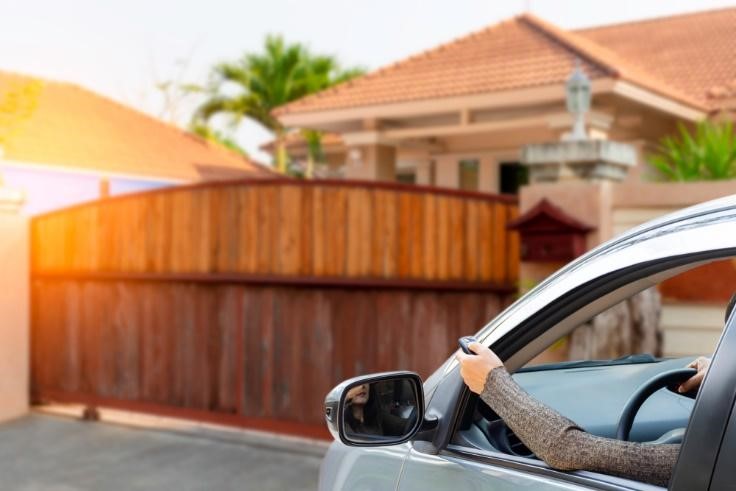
[0,183,29,421]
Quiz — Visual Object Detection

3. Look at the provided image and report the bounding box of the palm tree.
[192,35,364,174]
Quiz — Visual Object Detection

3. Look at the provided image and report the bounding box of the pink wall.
[1,166,170,215]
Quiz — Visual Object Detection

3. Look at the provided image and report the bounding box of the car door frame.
[410,199,736,490]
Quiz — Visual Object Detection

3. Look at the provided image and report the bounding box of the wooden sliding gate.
[30,179,519,438]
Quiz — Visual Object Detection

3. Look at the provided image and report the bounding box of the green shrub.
[648,121,736,181]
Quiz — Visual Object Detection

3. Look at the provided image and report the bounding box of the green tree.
[648,121,736,181]
[192,35,364,175]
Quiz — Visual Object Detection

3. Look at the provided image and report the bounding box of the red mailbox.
[508,199,594,262]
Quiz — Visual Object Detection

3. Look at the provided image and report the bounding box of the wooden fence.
[31,179,519,438]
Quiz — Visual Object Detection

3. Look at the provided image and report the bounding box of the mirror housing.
[324,371,426,446]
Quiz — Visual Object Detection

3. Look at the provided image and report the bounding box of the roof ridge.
[517,13,621,76]
[518,14,707,111]
[574,5,736,33]
[273,16,518,116]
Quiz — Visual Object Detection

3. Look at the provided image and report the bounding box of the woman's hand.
[455,342,504,394]
[678,356,711,393]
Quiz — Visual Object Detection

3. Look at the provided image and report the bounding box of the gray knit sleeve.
[479,368,680,487]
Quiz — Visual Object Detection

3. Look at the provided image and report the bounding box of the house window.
[396,171,416,185]
[458,159,479,191]
[499,162,528,195]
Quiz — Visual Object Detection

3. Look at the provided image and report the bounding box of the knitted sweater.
[480,368,680,487]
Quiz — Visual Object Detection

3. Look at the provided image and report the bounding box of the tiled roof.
[578,7,736,107]
[0,71,275,181]
[276,9,736,116]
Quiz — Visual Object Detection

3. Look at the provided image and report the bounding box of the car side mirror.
[324,371,425,446]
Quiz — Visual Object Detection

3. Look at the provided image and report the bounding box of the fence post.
[0,182,29,421]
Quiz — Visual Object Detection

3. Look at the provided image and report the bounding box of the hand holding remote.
[455,338,505,394]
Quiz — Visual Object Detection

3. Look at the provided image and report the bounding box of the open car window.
[448,256,736,489]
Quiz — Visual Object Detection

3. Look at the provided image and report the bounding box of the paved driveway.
[0,414,324,490]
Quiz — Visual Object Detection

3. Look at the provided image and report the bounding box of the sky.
[1,0,735,163]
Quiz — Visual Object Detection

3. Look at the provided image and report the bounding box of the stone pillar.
[522,140,636,184]
[0,183,29,421]
[478,156,498,194]
[433,156,459,189]
[343,144,396,181]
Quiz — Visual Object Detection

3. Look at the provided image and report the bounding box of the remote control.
[458,336,478,355]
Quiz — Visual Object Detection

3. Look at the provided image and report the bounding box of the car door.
[397,199,736,490]
[669,308,736,490]
[397,447,594,491]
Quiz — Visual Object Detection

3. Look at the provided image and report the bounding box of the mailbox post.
[507,198,594,263]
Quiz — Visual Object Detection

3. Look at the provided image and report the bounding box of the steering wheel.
[615,368,697,441]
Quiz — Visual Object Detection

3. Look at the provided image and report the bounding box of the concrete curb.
[34,404,330,458]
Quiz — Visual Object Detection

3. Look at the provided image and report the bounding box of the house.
[272,8,736,192]
[273,7,736,359]
[0,71,275,214]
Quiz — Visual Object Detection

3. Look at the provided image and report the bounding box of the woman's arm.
[457,343,679,487]
[482,367,678,487]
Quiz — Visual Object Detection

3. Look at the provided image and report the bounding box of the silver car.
[320,195,736,490]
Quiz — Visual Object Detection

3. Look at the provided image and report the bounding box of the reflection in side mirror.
[324,371,424,447]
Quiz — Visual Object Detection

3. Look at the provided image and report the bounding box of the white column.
[478,156,499,193]
[415,157,432,185]
[0,183,28,421]
[433,156,459,189]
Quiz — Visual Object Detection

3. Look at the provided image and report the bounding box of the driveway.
[0,413,324,490]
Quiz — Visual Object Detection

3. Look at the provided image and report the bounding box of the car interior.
[454,355,696,458]
[449,260,733,485]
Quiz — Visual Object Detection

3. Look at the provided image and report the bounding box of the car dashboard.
[454,356,696,457]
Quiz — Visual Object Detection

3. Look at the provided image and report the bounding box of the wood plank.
[278,186,302,275]
[357,189,372,276]
[239,188,258,274]
[435,196,450,280]
[423,195,437,280]
[311,187,326,276]
[491,202,509,284]
[255,186,277,274]
[478,203,494,281]
[397,193,413,278]
[345,188,362,276]
[409,193,424,278]
[463,201,479,281]
[448,198,465,280]
[324,187,347,276]
[507,205,520,283]
[299,186,314,276]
